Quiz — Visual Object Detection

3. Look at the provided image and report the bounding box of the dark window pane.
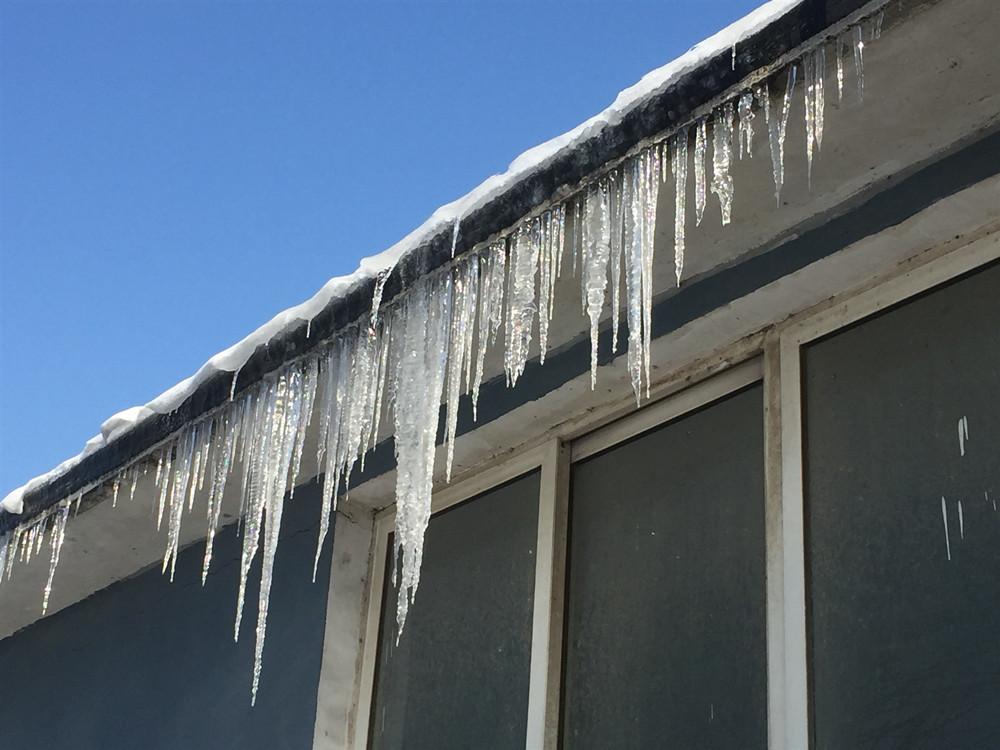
[805,261,1000,748]
[370,471,540,750]
[562,385,767,750]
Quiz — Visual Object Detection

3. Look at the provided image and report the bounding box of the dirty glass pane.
[804,261,1000,748]
[562,385,767,750]
[369,471,539,750]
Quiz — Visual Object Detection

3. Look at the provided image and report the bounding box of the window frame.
[771,230,1000,750]
[336,228,1000,750]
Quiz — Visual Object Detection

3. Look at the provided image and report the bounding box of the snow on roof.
[1,0,803,514]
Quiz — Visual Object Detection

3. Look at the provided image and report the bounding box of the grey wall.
[0,480,333,750]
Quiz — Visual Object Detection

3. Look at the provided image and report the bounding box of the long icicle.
[392,274,452,639]
[671,128,688,286]
[694,118,708,225]
[582,185,611,387]
[505,223,538,386]
[738,91,755,159]
[711,102,735,224]
[251,367,303,704]
[41,502,70,615]
[768,65,797,204]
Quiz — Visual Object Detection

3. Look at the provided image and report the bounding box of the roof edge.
[3,0,877,531]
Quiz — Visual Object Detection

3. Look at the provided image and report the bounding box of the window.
[562,385,768,749]
[803,260,1000,746]
[368,472,540,750]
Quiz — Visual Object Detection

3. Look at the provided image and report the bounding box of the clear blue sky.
[1,0,763,497]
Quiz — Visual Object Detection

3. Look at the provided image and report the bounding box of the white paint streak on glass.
[942,496,951,561]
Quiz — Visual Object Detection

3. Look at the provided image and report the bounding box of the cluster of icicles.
[0,14,881,702]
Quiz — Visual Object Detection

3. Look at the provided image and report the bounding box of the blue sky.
[1,0,763,496]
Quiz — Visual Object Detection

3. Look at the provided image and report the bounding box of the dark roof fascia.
[3,0,873,533]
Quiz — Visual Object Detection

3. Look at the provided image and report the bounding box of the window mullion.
[777,333,810,750]
[525,439,571,750]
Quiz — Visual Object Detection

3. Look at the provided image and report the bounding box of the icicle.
[556,202,567,280]
[155,449,173,531]
[574,201,583,278]
[340,334,371,496]
[450,217,460,258]
[505,224,538,387]
[236,379,277,642]
[804,48,826,184]
[582,185,611,388]
[0,534,9,589]
[313,342,344,579]
[369,315,392,457]
[111,475,121,508]
[445,257,478,480]
[462,259,479,394]
[538,212,557,365]
[738,91,755,159]
[471,244,506,420]
[5,529,20,581]
[608,170,623,353]
[203,410,237,584]
[4,528,20,581]
[23,520,38,564]
[853,25,865,101]
[287,358,318,496]
[837,35,845,103]
[694,118,707,226]
[731,43,736,70]
[128,465,139,503]
[767,66,797,204]
[641,148,659,398]
[671,129,688,286]
[0,535,8,588]
[41,503,70,615]
[815,48,825,150]
[711,102,735,224]
[190,420,212,509]
[230,367,241,402]
[623,159,646,402]
[34,518,46,557]
[873,11,883,40]
[251,367,303,704]
[392,274,452,639]
[163,428,195,582]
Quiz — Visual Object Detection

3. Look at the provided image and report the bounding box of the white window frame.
[770,230,1000,750]
[326,229,1000,750]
